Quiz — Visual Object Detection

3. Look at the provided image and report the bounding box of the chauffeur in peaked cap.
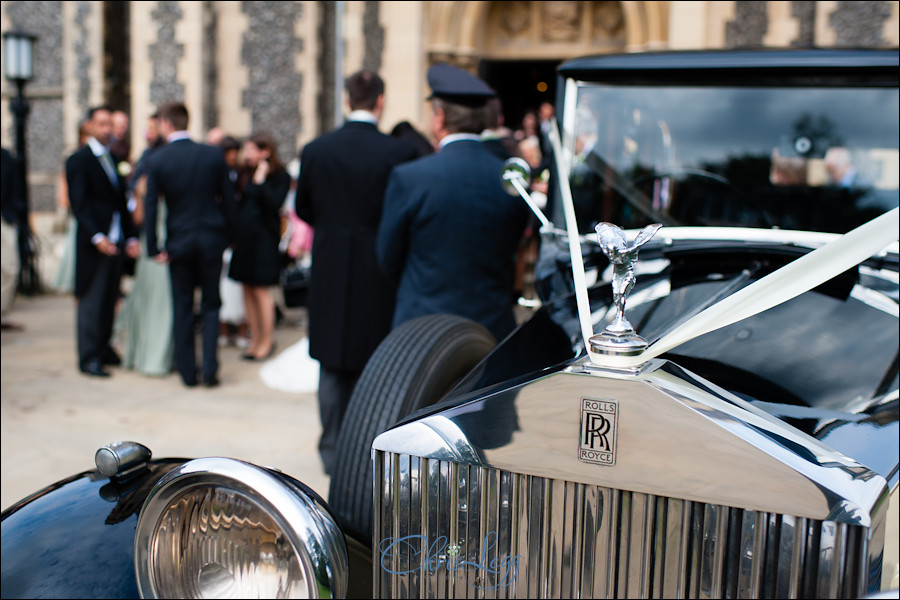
[376,63,530,342]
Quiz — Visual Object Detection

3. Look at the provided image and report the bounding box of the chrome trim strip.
[619,491,644,597]
[450,462,463,596]
[554,225,900,256]
[699,502,728,599]
[396,453,410,599]
[548,479,564,598]
[866,504,887,598]
[780,514,806,598]
[569,482,585,600]
[422,457,438,598]
[818,521,840,598]
[595,487,618,599]
[373,450,384,598]
[483,467,500,600]
[735,509,764,598]
[524,475,545,597]
[375,450,392,599]
[499,470,514,600]
[657,226,899,255]
[408,454,422,598]
[687,502,702,598]
[440,459,452,599]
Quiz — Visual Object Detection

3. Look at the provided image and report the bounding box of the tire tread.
[327,314,495,542]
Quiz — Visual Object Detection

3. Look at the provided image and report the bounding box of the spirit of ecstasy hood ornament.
[590,222,663,357]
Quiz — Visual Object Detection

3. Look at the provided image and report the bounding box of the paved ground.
[1,289,329,511]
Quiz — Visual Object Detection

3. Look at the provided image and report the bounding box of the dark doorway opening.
[103,1,130,114]
[479,60,560,134]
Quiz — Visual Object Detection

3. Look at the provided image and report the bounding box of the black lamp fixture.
[3,29,39,295]
[3,29,36,82]
[3,29,36,157]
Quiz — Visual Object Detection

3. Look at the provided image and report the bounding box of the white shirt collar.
[347,110,378,125]
[167,130,191,143]
[439,133,481,149]
[87,137,109,157]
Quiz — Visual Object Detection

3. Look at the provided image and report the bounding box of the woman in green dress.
[115,131,174,377]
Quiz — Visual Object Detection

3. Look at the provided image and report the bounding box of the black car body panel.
[0,460,184,599]
[557,48,899,86]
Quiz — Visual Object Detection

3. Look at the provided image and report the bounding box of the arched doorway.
[425,1,668,133]
[478,1,627,130]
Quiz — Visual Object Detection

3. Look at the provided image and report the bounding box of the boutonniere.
[117,161,132,178]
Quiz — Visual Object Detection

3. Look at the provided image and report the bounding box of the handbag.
[281,259,310,308]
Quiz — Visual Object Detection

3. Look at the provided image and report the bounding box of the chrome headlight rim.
[134,457,347,599]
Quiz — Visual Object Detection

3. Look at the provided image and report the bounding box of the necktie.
[99,152,118,188]
[98,151,123,242]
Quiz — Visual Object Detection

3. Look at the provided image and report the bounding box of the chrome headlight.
[135,458,347,599]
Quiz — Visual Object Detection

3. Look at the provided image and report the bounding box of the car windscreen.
[560,83,900,235]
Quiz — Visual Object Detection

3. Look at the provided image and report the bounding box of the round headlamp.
[135,458,347,599]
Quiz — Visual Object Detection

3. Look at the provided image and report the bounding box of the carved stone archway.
[425,1,669,71]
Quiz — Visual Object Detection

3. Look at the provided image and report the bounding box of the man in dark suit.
[377,64,530,342]
[143,102,236,388]
[296,69,418,475]
[65,106,141,377]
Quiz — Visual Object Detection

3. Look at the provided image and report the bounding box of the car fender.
[1,459,186,599]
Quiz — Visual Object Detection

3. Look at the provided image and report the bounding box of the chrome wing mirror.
[500,157,556,233]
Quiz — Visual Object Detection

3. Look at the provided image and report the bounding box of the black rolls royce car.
[2,48,898,599]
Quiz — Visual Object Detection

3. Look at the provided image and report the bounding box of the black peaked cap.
[427,63,496,107]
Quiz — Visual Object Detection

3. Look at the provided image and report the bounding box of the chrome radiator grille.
[373,451,872,599]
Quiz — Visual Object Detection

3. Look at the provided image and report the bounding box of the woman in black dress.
[228,132,291,360]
